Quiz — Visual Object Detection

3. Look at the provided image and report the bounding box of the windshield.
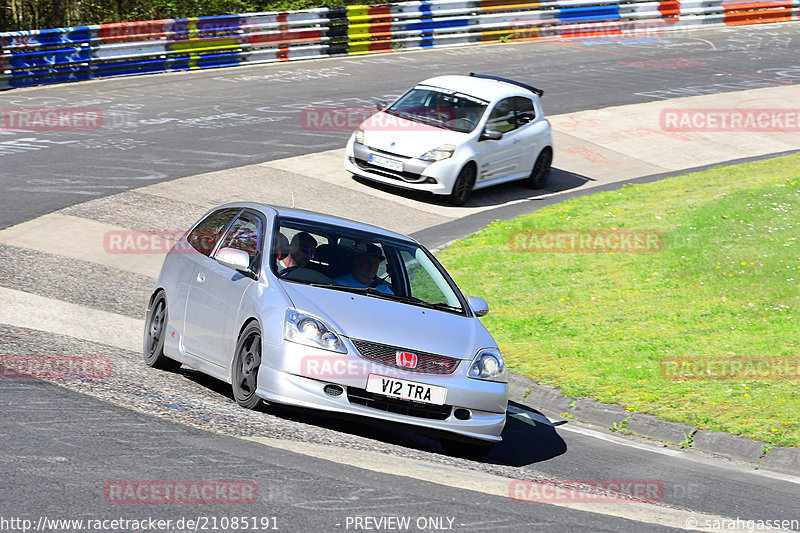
[385,86,489,134]
[271,217,466,314]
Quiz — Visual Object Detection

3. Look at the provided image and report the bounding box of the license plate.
[368,153,404,172]
[366,374,447,405]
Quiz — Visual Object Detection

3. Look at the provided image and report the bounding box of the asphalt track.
[1,22,800,533]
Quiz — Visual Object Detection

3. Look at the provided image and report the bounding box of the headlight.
[419,144,455,162]
[355,128,365,144]
[467,348,506,381]
[284,309,346,353]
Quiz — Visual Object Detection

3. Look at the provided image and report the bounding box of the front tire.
[143,292,181,371]
[449,164,476,206]
[232,323,264,409]
[528,148,552,189]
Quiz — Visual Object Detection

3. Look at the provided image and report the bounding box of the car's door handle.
[512,138,521,143]
[196,271,205,283]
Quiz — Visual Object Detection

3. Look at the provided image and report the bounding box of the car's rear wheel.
[232,323,264,409]
[449,164,476,206]
[528,148,552,189]
[143,292,181,371]
[439,437,495,459]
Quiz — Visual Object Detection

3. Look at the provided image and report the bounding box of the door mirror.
[216,247,255,278]
[375,100,387,111]
[479,129,503,141]
[467,296,489,317]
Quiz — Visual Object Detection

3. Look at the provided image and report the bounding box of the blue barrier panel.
[406,18,471,32]
[2,47,92,69]
[558,5,621,22]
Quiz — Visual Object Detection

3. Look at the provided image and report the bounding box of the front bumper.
[256,338,508,442]
[344,141,457,196]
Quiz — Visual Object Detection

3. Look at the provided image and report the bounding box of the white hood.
[280,282,495,360]
[360,112,469,158]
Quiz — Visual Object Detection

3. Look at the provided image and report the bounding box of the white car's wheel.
[528,148,552,189]
[449,164,476,206]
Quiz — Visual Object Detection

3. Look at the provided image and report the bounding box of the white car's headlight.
[355,128,365,144]
[467,348,506,381]
[420,144,455,162]
[284,309,346,353]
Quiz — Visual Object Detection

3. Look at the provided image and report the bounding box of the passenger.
[334,244,393,294]
[277,232,317,271]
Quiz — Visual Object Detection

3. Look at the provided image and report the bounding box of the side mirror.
[479,129,503,141]
[467,296,489,317]
[216,247,256,279]
[375,100,387,111]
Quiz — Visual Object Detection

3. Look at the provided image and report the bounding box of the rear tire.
[232,323,264,410]
[143,292,181,371]
[449,164,476,206]
[528,148,552,189]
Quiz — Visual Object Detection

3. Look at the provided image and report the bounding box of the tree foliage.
[0,0,356,32]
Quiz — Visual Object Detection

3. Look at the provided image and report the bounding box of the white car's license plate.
[368,154,404,172]
[366,374,447,405]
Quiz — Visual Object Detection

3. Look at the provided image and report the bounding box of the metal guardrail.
[1,0,799,90]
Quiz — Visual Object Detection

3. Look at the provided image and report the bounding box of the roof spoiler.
[469,73,544,97]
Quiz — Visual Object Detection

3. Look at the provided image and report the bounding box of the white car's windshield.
[273,218,466,314]
[385,86,488,133]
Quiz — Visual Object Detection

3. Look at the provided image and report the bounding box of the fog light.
[324,384,344,397]
[454,408,472,420]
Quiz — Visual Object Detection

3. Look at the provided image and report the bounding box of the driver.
[277,232,317,271]
[334,244,393,294]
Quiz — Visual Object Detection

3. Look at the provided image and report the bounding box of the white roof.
[415,75,539,101]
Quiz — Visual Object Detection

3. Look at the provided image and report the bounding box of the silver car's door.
[183,211,263,368]
[476,97,526,182]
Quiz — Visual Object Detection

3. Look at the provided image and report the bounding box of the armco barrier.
[1,0,799,90]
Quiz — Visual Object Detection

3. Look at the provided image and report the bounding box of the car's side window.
[485,97,517,133]
[513,97,536,127]
[218,213,263,269]
[186,208,240,257]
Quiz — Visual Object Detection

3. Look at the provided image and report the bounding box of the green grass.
[437,154,800,447]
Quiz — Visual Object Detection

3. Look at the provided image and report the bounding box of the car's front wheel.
[232,322,264,409]
[528,148,552,189]
[143,292,181,371]
[449,164,476,206]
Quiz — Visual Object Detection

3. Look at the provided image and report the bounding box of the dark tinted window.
[485,97,516,133]
[187,208,239,256]
[513,96,536,127]
[218,212,263,268]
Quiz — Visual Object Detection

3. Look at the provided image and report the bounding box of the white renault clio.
[344,73,553,206]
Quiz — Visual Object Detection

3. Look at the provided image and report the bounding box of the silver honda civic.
[144,202,508,454]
